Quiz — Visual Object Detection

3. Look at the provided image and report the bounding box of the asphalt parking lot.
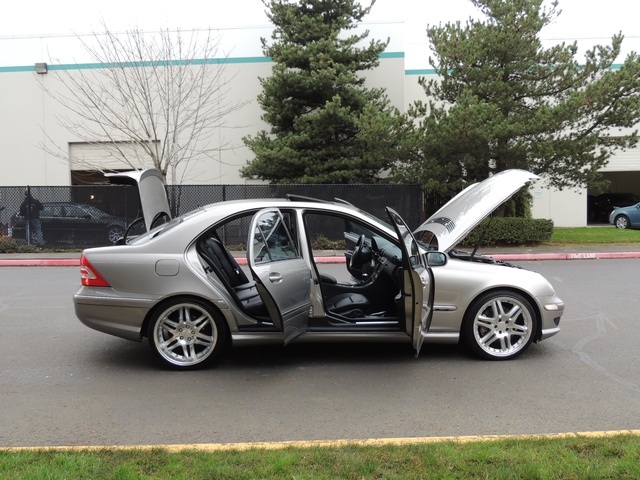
[1,258,639,448]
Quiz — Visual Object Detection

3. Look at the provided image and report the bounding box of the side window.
[303,211,401,259]
[303,212,380,249]
[252,211,299,264]
[66,205,84,217]
[209,209,299,257]
[303,212,347,250]
[42,205,64,217]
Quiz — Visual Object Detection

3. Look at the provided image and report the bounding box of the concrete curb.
[2,429,639,452]
[2,251,640,267]
[489,251,640,261]
[0,258,80,267]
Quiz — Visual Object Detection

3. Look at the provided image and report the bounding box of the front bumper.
[538,295,564,340]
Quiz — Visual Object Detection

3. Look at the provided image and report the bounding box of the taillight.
[80,254,110,287]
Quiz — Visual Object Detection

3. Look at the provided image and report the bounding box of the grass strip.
[1,433,639,479]
[549,227,640,245]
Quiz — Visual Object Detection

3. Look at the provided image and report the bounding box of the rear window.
[128,208,206,245]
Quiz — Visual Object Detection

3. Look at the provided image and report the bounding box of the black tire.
[462,290,537,360]
[614,215,630,229]
[147,297,228,370]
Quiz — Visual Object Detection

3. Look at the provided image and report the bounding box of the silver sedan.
[74,169,564,369]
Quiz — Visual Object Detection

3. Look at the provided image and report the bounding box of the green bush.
[461,217,554,246]
[0,236,43,253]
[312,234,346,250]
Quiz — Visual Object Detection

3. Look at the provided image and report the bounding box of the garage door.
[69,141,157,171]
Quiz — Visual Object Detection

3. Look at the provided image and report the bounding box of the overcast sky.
[1,0,639,69]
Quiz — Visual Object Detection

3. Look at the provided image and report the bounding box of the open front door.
[386,207,434,356]
[248,209,312,344]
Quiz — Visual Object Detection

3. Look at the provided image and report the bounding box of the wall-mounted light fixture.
[35,62,48,74]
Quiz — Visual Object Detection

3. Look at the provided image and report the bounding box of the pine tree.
[393,0,640,203]
[241,0,400,183]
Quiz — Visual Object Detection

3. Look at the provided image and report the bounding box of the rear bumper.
[74,286,158,341]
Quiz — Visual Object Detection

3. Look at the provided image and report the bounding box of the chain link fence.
[0,183,424,248]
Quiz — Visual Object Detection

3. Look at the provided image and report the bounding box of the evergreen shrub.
[461,217,554,246]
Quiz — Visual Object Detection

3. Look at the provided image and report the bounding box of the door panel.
[248,209,311,344]
[386,207,434,356]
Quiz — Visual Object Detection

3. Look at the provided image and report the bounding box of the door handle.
[268,272,283,284]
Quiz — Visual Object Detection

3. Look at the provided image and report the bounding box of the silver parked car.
[74,169,564,369]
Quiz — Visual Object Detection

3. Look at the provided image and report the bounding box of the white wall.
[530,183,587,227]
[0,54,405,187]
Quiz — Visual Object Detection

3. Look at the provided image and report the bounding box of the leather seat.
[325,292,369,316]
[197,236,266,316]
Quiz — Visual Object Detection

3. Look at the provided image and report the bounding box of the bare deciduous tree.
[44,24,246,184]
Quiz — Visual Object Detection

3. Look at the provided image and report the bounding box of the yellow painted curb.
[2,430,640,452]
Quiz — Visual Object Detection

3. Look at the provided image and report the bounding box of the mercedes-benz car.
[73,169,564,370]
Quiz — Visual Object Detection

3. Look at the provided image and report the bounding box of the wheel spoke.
[510,324,528,336]
[476,314,495,328]
[185,343,197,360]
[506,304,521,320]
[161,337,180,352]
[192,314,210,330]
[195,331,213,344]
[479,330,497,346]
[162,318,179,331]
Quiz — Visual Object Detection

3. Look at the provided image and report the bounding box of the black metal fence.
[0,183,423,248]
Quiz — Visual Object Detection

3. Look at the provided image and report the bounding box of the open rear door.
[386,207,434,356]
[248,209,312,344]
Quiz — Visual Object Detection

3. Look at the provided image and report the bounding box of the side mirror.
[426,251,448,267]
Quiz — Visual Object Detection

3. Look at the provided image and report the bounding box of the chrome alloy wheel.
[107,226,124,245]
[466,292,536,360]
[615,215,630,229]
[150,300,221,369]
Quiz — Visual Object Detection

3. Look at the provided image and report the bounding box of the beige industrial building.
[1,49,638,227]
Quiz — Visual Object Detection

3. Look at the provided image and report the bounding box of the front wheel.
[147,298,228,370]
[615,215,630,229]
[462,290,537,360]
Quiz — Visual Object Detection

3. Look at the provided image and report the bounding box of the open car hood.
[414,169,540,252]
[106,169,171,232]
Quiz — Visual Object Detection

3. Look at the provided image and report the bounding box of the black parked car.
[10,202,126,246]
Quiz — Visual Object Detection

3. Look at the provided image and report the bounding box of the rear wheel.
[147,298,228,370]
[462,290,537,360]
[615,215,630,229]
